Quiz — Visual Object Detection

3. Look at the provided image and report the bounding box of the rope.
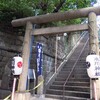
[4,80,44,100]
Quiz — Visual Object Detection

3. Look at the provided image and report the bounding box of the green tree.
[0,0,92,33]
[0,0,92,20]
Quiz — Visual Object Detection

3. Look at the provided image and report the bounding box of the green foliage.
[0,0,92,33]
[0,0,91,18]
[0,0,34,21]
[61,0,90,11]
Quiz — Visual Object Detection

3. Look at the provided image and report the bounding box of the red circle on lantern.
[17,61,22,68]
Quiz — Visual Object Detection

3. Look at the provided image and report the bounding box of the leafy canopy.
[0,0,94,33]
[0,0,92,20]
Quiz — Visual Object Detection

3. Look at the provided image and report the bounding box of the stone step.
[53,81,90,86]
[63,60,86,68]
[65,66,87,69]
[45,94,90,100]
[60,70,87,74]
[62,66,87,70]
[56,75,89,81]
[69,78,90,82]
[46,89,90,98]
[70,74,89,78]
[58,73,88,78]
[57,73,70,78]
[49,85,90,92]
[59,68,87,74]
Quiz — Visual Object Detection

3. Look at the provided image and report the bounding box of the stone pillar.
[14,92,31,100]
[37,75,44,96]
[88,12,99,54]
[88,12,100,100]
[14,22,32,100]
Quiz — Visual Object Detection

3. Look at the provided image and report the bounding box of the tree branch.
[53,0,66,13]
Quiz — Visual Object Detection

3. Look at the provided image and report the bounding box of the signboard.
[86,55,100,78]
[36,43,42,76]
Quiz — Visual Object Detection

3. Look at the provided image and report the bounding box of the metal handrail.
[45,32,87,85]
[62,31,87,60]
[62,36,89,100]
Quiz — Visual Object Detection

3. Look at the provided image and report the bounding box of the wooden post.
[88,12,100,100]
[14,22,32,100]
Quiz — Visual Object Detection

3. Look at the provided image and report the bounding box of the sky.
[93,0,100,28]
[93,0,100,6]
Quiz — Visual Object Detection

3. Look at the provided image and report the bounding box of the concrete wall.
[0,32,23,80]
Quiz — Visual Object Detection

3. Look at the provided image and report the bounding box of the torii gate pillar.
[14,21,32,100]
[88,12,100,100]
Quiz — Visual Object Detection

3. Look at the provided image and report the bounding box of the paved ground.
[30,95,59,100]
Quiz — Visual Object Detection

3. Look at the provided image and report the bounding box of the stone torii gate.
[11,6,100,100]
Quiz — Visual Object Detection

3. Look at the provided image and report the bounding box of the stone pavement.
[30,95,59,100]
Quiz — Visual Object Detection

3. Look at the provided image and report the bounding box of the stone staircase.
[45,33,90,100]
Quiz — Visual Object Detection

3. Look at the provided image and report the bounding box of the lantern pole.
[11,77,17,100]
